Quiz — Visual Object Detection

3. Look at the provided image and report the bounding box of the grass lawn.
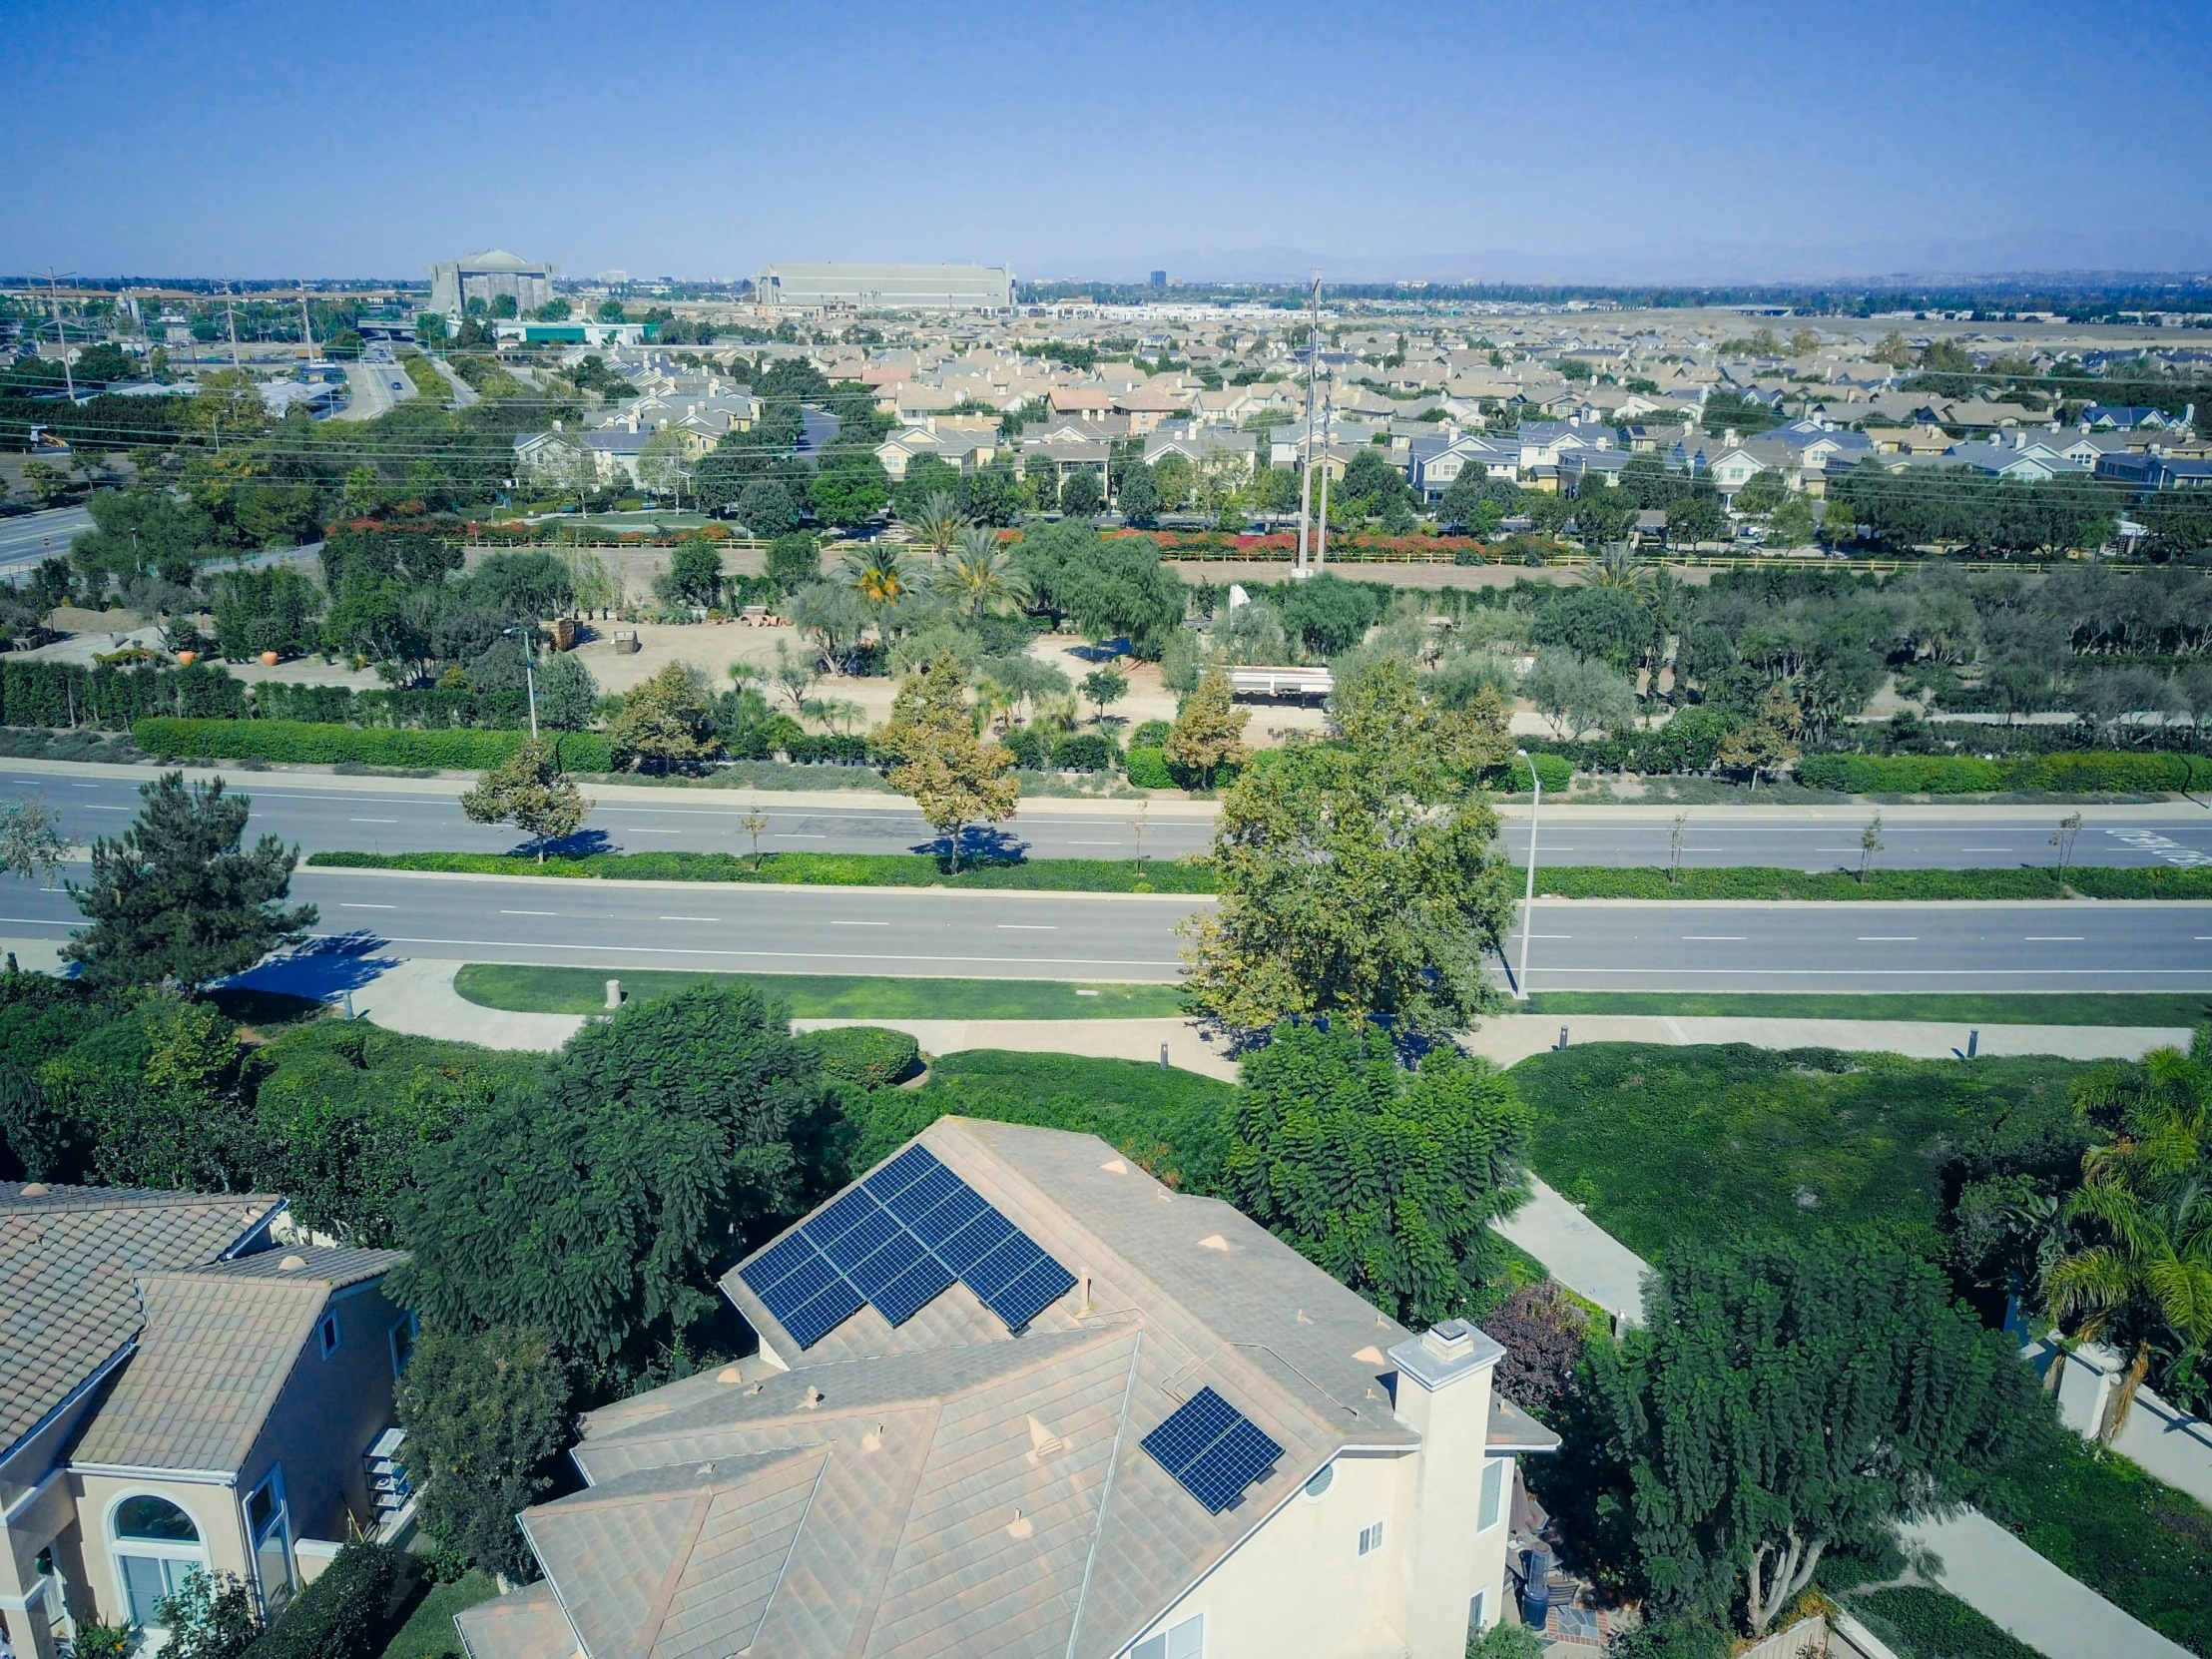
[1841,1587,2041,1659]
[1524,991,2210,1027]
[846,1048,1237,1193]
[380,1571,500,1659]
[309,848,1215,892]
[454,964,1188,1020]
[1507,1043,2093,1265]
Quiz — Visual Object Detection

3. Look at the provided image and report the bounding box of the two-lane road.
[2,870,2207,990]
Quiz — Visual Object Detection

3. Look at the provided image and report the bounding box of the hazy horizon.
[7,0,2210,287]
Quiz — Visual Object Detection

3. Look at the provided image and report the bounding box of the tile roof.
[456,1582,580,1659]
[0,1183,281,1460]
[465,1119,1436,1659]
[70,1246,403,1473]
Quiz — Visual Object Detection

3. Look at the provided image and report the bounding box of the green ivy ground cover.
[1506,1042,2090,1264]
[379,1572,501,1659]
[452,964,1187,1019]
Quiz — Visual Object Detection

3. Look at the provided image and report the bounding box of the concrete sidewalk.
[1465,1013,2188,1066]
[1898,1510,2193,1659]
[1491,1176,1650,1325]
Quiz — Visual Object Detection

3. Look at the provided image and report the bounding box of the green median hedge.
[307,848,1220,892]
[134,718,611,774]
[1540,864,2212,900]
[1799,751,2212,796]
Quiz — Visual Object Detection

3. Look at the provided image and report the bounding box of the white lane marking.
[1962,847,2013,852]
[349,818,397,824]
[1068,840,1121,845]
[81,805,132,811]
[997,924,1058,930]
[339,902,395,909]
[366,935,1184,968]
[0,915,73,925]
[774,833,827,838]
[658,915,720,922]
[1517,933,1574,939]
[830,920,887,927]
[1857,936,1919,942]
[2024,935,2082,941]
[70,784,100,789]
[623,828,682,833]
[500,909,556,916]
[1681,934,1746,941]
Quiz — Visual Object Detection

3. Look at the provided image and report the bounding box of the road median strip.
[307,848,2212,901]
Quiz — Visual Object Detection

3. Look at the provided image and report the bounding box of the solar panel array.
[1140,1386,1285,1513]
[735,1144,1076,1351]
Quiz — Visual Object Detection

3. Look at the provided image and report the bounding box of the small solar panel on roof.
[903,1183,987,1250]
[780,1278,864,1350]
[861,1144,942,1201]
[843,1232,927,1303]
[815,1203,901,1273]
[812,1185,881,1243]
[936,1208,1015,1276]
[982,1254,1077,1333]
[872,1255,956,1326]
[1141,1386,1284,1513]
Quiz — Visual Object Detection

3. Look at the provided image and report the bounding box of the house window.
[389,1311,419,1377]
[318,1311,341,1359]
[1469,1589,1487,1632]
[247,1469,293,1615]
[1131,1612,1203,1659]
[1479,1458,1506,1530]
[111,1495,207,1630]
[1358,1520,1385,1557]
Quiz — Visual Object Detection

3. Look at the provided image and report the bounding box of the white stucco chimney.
[1384,1319,1503,1659]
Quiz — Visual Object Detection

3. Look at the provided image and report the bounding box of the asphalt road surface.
[0,768,1218,861]
[0,505,93,580]
[331,359,414,422]
[7,766,2210,871]
[2,871,2206,991]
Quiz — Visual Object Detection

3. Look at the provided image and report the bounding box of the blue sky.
[8,0,2212,282]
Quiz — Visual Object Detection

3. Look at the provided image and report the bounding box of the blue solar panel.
[813,1185,882,1244]
[816,1203,901,1273]
[862,1144,943,1202]
[964,1231,1042,1303]
[877,1162,965,1228]
[744,1242,845,1330]
[781,1277,865,1350]
[982,1254,1077,1333]
[905,1183,987,1250]
[872,1254,957,1326]
[1141,1387,1282,1513]
[844,1231,926,1302]
[937,1208,1015,1276]
[742,1231,823,1297]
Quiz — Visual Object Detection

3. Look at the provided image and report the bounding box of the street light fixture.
[1515,748,1540,1001]
[503,626,539,740]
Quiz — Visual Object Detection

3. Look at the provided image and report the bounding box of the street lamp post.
[505,626,539,739]
[1515,749,1540,1001]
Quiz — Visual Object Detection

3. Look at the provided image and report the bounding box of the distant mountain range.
[1027,231,2212,287]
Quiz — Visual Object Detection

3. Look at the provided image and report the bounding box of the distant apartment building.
[426,250,557,317]
[755,263,1012,311]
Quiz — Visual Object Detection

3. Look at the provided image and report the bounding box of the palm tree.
[1583,541,1652,592]
[2041,1045,2212,1440]
[839,544,910,608]
[934,526,1027,617]
[909,491,965,560]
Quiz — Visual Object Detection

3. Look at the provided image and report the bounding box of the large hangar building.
[754,262,1012,311]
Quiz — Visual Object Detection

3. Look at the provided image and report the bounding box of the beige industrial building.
[755,262,1012,310]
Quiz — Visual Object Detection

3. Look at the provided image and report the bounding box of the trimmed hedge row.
[135,717,612,773]
[1540,864,2212,900]
[1799,750,2212,796]
[307,847,1220,892]
[2,658,247,730]
[245,1539,398,1659]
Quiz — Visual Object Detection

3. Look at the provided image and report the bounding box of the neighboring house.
[1559,448,1631,491]
[1405,432,1518,501]
[1018,434,1112,495]
[0,1183,410,1659]
[455,1118,1558,1659]
[1946,439,2088,482]
[1142,427,1258,476]
[2095,452,2212,491]
[513,430,583,484]
[2079,404,2182,431]
[585,423,658,487]
[1048,386,1117,421]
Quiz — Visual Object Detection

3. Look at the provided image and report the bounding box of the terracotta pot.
[260,650,280,666]
[175,651,196,665]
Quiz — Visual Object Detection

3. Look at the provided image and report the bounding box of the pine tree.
[64,772,314,990]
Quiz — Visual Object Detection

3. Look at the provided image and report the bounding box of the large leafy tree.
[1229,1019,1531,1325]
[1164,665,1250,788]
[395,1325,568,1581]
[390,982,832,1366]
[875,653,1018,870]
[2042,1038,2212,1436]
[1594,1234,2033,1637]
[65,772,315,990]
[606,663,718,772]
[1182,657,1516,1035]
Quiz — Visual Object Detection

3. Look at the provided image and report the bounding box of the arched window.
[111,1494,207,1629]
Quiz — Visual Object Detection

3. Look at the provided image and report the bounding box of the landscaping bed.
[453,964,1187,1019]
[1523,990,2209,1026]
[309,848,1217,891]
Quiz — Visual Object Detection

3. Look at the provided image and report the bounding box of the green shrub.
[1130,719,1172,748]
[1797,751,2212,796]
[1506,752,1572,793]
[1126,746,1173,789]
[1846,1587,2042,1659]
[798,1025,921,1089]
[308,848,1219,892]
[1536,865,2066,900]
[1050,731,1121,773]
[245,1540,397,1659]
[133,718,610,774]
